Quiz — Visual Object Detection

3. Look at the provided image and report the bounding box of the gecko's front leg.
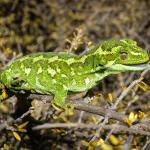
[52,85,68,109]
[52,85,74,117]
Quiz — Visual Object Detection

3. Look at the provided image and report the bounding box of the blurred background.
[0,0,150,55]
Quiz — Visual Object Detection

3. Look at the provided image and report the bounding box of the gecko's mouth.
[109,61,149,72]
[124,62,148,67]
[124,60,150,67]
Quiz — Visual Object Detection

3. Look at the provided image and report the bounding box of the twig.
[121,135,133,150]
[32,123,150,136]
[142,138,150,150]
[111,77,143,109]
[91,67,150,141]
[15,107,34,123]
[28,91,87,101]
[72,101,127,122]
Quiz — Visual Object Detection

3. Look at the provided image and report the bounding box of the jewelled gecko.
[0,39,149,108]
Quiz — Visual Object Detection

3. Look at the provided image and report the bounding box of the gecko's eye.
[120,52,128,60]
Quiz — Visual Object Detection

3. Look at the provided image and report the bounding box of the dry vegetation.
[0,0,150,149]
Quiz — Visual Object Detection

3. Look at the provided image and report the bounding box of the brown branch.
[72,101,127,123]
[28,94,127,123]
[28,93,150,132]
[32,123,150,136]
[28,91,87,101]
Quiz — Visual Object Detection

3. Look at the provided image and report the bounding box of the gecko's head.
[101,39,149,65]
[99,39,149,71]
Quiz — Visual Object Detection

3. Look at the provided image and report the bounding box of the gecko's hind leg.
[51,86,74,113]
[52,88,68,109]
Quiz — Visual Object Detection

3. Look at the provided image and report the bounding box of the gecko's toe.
[51,101,64,112]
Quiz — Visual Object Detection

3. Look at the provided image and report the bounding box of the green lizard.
[0,39,149,108]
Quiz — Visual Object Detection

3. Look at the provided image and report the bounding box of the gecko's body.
[0,39,149,107]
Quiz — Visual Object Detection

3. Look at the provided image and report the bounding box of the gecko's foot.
[52,101,75,118]
[57,104,75,121]
[51,101,64,112]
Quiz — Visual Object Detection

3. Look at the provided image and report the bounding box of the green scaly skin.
[0,39,149,108]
